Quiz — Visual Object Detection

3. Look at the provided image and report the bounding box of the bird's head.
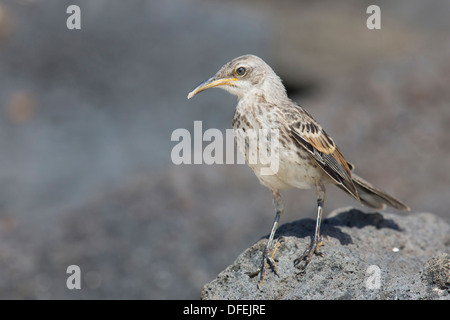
[187,54,286,101]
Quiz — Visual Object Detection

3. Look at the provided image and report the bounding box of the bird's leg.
[254,189,284,289]
[294,181,325,269]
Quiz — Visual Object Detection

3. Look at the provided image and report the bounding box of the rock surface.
[201,208,450,300]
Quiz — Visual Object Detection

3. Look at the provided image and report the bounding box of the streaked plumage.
[188,54,409,288]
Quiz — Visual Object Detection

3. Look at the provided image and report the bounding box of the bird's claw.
[294,236,324,269]
[247,237,285,289]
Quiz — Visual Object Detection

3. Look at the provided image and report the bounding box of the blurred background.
[0,0,449,299]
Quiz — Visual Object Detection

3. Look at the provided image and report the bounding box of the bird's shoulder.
[279,103,336,155]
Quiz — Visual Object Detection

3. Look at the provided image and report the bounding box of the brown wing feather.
[289,113,336,154]
[286,106,359,199]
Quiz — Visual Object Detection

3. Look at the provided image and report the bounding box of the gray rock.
[201,208,450,300]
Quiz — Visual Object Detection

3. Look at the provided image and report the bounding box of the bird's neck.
[238,84,290,106]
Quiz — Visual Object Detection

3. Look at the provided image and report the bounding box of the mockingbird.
[188,54,409,288]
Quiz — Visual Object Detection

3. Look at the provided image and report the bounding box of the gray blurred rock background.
[0,0,448,299]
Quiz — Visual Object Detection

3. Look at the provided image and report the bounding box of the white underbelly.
[244,147,325,190]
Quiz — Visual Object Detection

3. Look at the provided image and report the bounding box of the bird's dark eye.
[236,66,247,76]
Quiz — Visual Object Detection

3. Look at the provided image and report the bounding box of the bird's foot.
[294,235,324,270]
[247,237,285,289]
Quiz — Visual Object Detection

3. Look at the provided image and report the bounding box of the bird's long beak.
[187,76,238,99]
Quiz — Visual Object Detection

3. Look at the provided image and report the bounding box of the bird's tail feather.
[349,173,410,211]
